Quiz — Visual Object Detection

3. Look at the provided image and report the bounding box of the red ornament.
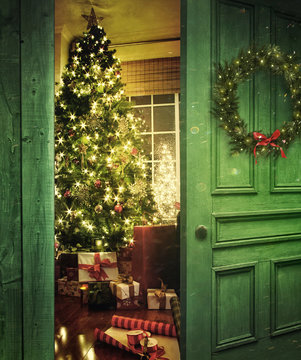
[94,179,102,188]
[131,147,138,156]
[114,203,123,213]
[69,129,75,137]
[64,190,71,198]
[115,71,121,76]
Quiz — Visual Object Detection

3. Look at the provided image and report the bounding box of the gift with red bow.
[78,252,118,282]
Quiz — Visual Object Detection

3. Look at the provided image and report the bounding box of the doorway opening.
[54,1,181,359]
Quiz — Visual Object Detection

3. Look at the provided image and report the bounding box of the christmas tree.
[55,8,158,251]
[153,144,177,223]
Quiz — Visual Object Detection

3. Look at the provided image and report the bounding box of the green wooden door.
[181,0,301,359]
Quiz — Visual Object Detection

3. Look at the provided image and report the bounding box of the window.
[129,94,180,222]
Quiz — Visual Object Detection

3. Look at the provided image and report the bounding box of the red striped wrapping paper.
[111,315,177,337]
[94,328,131,352]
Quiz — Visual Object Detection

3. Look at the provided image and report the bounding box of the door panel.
[182,0,301,359]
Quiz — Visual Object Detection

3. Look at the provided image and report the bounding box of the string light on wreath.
[212,44,301,162]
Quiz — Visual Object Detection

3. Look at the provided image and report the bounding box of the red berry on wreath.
[64,190,71,198]
[114,203,123,213]
[94,179,102,188]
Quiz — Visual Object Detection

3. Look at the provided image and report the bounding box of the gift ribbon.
[117,273,134,284]
[112,282,135,298]
[78,253,117,281]
[253,129,287,164]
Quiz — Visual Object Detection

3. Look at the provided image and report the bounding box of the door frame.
[180,0,212,359]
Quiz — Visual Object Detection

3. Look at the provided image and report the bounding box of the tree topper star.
[82,8,104,30]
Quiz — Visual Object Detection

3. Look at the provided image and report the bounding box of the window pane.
[153,94,174,104]
[154,134,175,160]
[154,106,175,132]
[154,161,177,220]
[131,95,151,105]
[134,107,151,132]
[140,134,152,160]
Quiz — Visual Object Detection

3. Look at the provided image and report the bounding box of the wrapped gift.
[147,289,177,310]
[67,267,78,281]
[57,277,81,297]
[57,277,68,295]
[88,281,116,309]
[132,225,180,302]
[58,253,78,277]
[117,260,132,275]
[78,252,118,282]
[116,295,143,310]
[110,278,140,300]
[118,246,133,261]
[66,280,81,297]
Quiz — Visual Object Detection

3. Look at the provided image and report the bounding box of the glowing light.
[66,208,72,216]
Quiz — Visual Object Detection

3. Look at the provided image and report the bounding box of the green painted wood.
[180,0,188,355]
[0,1,22,359]
[181,0,212,359]
[21,0,54,359]
[182,0,301,359]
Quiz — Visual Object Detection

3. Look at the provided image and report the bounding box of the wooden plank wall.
[21,0,55,358]
[0,1,23,358]
[0,0,54,358]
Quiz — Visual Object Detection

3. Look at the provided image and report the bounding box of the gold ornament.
[94,204,103,213]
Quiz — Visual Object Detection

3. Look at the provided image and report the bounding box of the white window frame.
[129,93,180,204]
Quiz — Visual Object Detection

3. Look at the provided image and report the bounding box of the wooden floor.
[55,295,175,360]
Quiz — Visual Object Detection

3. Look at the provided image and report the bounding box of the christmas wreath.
[212,45,301,162]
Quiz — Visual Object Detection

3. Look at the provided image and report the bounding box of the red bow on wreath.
[253,129,287,164]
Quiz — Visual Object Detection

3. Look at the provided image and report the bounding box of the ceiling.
[55,0,180,62]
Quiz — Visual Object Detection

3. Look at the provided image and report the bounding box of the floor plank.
[55,294,174,359]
